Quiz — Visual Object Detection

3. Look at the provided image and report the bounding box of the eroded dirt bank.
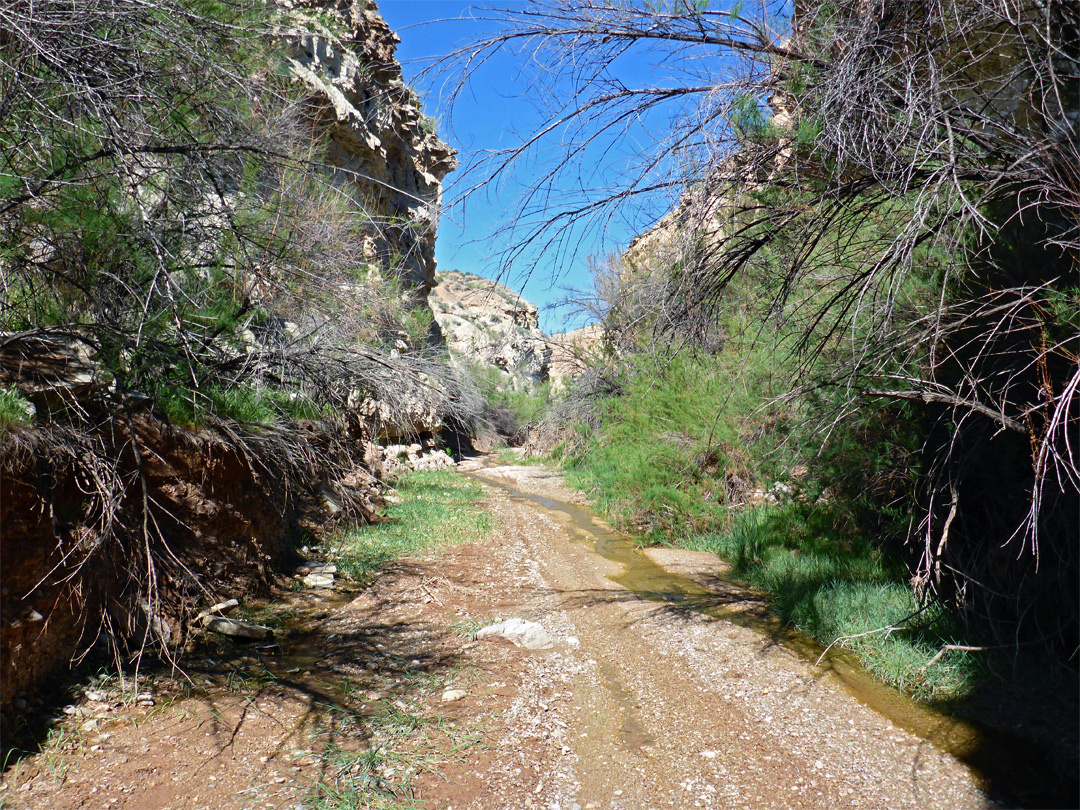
[1,462,997,809]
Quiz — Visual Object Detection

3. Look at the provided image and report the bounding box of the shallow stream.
[466,465,1073,808]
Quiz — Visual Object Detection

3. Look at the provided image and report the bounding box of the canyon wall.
[285,0,456,297]
[1,0,453,726]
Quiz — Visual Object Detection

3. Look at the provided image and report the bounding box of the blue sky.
[377,1,787,332]
[379,1,680,332]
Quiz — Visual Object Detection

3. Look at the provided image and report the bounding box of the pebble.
[303,573,335,589]
[441,689,467,702]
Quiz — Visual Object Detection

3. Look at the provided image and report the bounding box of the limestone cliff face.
[0,3,455,725]
[283,0,456,295]
[430,271,605,392]
[430,270,553,389]
[547,323,605,389]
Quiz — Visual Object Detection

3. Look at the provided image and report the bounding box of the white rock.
[476,618,555,650]
[203,616,273,640]
[303,573,335,588]
[440,689,467,702]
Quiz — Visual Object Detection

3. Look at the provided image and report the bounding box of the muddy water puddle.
[466,466,1070,808]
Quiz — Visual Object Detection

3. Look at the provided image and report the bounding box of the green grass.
[548,335,977,700]
[559,346,784,540]
[304,654,487,810]
[333,470,492,583]
[307,698,484,810]
[0,385,34,429]
[156,382,324,428]
[447,617,496,641]
[685,505,977,699]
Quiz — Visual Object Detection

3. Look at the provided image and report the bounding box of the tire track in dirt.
[462,461,994,810]
[0,460,995,810]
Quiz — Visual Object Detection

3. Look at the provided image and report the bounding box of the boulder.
[475,618,555,650]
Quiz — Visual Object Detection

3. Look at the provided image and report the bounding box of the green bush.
[559,339,781,539]
[155,383,323,428]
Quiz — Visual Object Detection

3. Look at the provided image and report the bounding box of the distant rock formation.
[429,270,554,389]
[430,270,607,392]
[547,323,605,390]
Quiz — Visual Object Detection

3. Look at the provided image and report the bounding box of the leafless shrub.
[444,0,1078,650]
[523,363,623,457]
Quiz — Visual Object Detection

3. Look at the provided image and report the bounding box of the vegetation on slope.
[0,0,470,432]
[541,278,969,697]
[0,0,480,696]
[446,0,1078,698]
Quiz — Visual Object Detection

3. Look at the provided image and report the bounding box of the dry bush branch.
[443,0,1078,651]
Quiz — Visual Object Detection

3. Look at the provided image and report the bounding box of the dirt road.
[1,462,994,810]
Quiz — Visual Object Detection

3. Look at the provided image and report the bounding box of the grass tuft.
[684,503,976,699]
[0,385,35,429]
[333,470,492,583]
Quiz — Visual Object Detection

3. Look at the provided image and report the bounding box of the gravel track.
[0,461,994,810]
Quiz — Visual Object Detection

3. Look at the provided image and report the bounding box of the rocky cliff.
[430,270,554,388]
[430,270,607,393]
[547,323,605,388]
[283,0,456,297]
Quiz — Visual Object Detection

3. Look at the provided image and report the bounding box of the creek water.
[465,465,1073,809]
